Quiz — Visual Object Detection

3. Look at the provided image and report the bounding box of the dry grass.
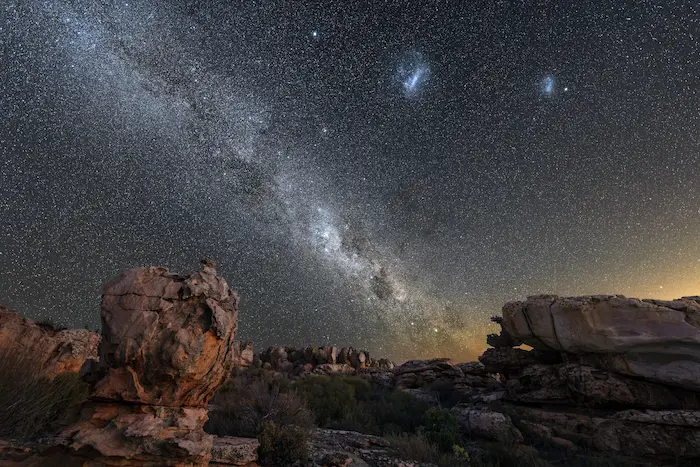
[0,347,88,439]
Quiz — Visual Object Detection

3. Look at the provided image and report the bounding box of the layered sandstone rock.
[56,261,246,466]
[232,342,254,368]
[255,344,393,378]
[471,295,700,463]
[0,305,99,378]
[393,357,504,405]
[88,263,239,407]
[501,294,700,390]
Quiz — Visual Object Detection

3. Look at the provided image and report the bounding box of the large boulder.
[89,262,239,407]
[501,295,700,390]
[0,306,99,378]
[55,262,246,467]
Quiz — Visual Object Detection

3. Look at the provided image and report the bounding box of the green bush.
[0,348,88,438]
[257,420,309,467]
[294,374,430,436]
[422,407,461,451]
[293,375,369,426]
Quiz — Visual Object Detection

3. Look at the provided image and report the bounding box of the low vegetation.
[205,368,314,466]
[206,369,660,467]
[0,348,88,438]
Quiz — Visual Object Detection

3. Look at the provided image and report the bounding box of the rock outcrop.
[254,345,394,378]
[473,294,700,463]
[54,261,253,466]
[232,341,254,368]
[501,294,700,390]
[0,305,99,378]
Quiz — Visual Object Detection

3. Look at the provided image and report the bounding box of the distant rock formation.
[54,262,256,466]
[232,341,254,368]
[254,345,394,377]
[0,305,99,378]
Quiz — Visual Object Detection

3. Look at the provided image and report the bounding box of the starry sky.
[1,0,699,362]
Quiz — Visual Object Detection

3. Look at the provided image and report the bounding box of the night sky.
[1,1,699,362]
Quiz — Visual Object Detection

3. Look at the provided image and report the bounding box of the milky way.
[1,1,699,362]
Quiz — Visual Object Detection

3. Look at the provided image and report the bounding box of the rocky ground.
[0,262,699,466]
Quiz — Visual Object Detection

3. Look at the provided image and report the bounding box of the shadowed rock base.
[55,402,213,465]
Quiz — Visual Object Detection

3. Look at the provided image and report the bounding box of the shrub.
[205,375,313,438]
[0,348,88,438]
[422,407,461,451]
[205,369,313,467]
[257,420,309,467]
[293,374,369,427]
[294,374,430,436]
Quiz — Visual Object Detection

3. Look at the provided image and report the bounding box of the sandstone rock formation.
[55,261,249,466]
[255,344,394,378]
[0,305,99,378]
[502,294,700,390]
[471,294,700,463]
[232,341,254,368]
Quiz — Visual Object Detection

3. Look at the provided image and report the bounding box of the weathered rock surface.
[393,357,504,405]
[450,404,524,443]
[511,405,700,459]
[48,262,258,467]
[307,428,435,467]
[211,437,259,466]
[232,342,254,368]
[501,294,700,390]
[59,402,214,464]
[0,305,99,378]
[255,344,394,379]
[497,361,700,409]
[90,262,239,407]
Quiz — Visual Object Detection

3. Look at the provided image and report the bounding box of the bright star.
[311,30,319,38]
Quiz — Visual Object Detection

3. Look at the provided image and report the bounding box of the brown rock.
[211,436,259,466]
[90,264,238,407]
[58,401,213,465]
[312,363,356,375]
[394,358,463,389]
[232,342,254,368]
[478,347,542,375]
[512,405,700,460]
[0,306,99,378]
[450,404,523,443]
[501,294,700,390]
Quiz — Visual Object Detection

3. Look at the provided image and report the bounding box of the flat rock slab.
[502,294,700,390]
[211,436,259,465]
